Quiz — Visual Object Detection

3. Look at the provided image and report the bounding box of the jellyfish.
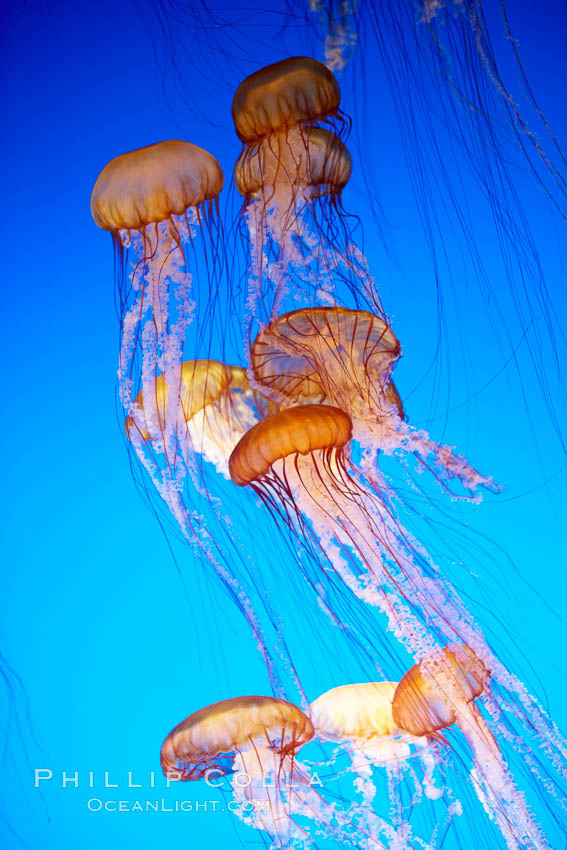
[392,647,552,849]
[161,695,362,847]
[250,305,496,497]
[232,57,384,347]
[90,139,227,492]
[228,402,479,657]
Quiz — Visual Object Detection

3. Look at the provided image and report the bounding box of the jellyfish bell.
[392,646,489,740]
[90,141,224,315]
[234,127,352,206]
[160,695,314,781]
[311,681,399,744]
[311,682,407,774]
[250,306,400,415]
[250,305,403,421]
[90,140,223,234]
[229,404,351,488]
[125,359,230,441]
[250,306,495,496]
[232,56,342,144]
[90,138,224,274]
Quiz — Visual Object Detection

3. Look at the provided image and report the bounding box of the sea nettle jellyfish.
[161,695,356,846]
[229,403,478,655]
[91,139,225,429]
[391,647,555,850]
[250,306,495,497]
[232,57,383,346]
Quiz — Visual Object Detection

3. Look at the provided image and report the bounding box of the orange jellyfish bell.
[391,647,489,738]
[229,404,352,486]
[161,695,314,781]
[234,127,352,201]
[90,139,224,232]
[251,306,498,495]
[250,306,402,416]
[232,56,341,144]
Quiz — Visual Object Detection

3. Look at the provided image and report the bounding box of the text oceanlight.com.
[86,799,269,813]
